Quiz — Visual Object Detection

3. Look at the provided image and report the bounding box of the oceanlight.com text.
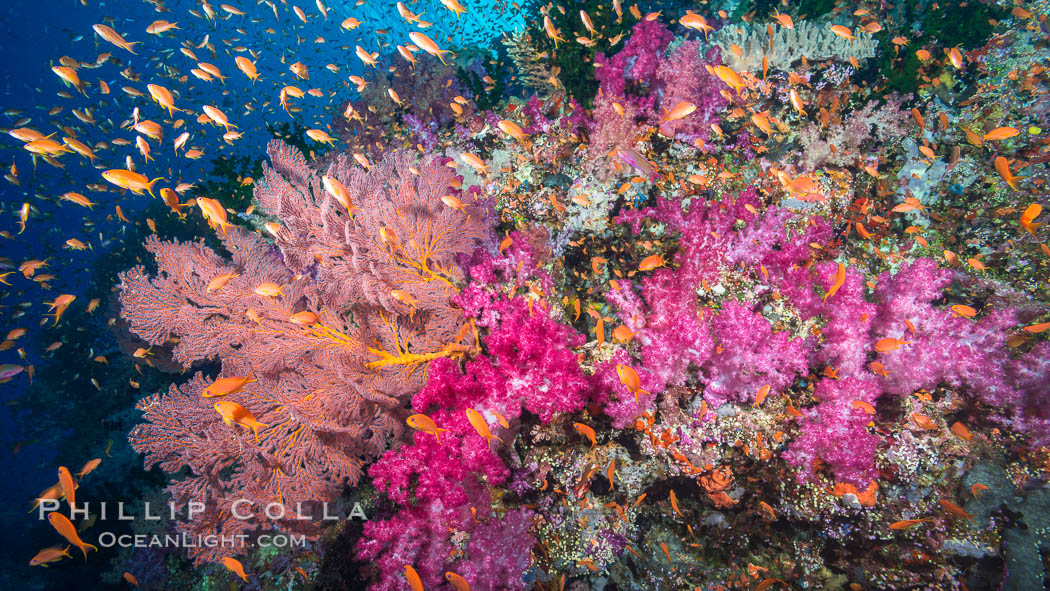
[95,532,307,550]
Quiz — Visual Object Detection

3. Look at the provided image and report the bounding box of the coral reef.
[45,1,1047,589]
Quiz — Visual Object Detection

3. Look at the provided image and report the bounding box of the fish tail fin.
[126,42,139,55]
[251,421,268,442]
[146,177,164,198]
[77,542,97,559]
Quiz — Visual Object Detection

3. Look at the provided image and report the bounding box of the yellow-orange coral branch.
[365,341,476,370]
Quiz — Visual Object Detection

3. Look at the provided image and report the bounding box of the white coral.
[711,20,877,71]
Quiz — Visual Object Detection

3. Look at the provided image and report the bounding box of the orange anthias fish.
[76,458,101,478]
[824,263,845,302]
[889,518,930,530]
[197,197,232,235]
[616,364,650,401]
[102,169,163,197]
[950,421,974,441]
[405,565,424,591]
[234,56,259,81]
[57,466,76,510]
[409,31,452,65]
[994,156,1020,190]
[460,152,488,174]
[465,408,503,447]
[660,101,697,123]
[406,413,449,442]
[306,129,336,145]
[771,9,793,28]
[983,127,1020,141]
[754,384,770,406]
[290,311,319,325]
[202,376,256,398]
[92,24,138,53]
[638,254,666,271]
[680,13,713,38]
[29,545,72,566]
[214,401,268,442]
[497,120,528,145]
[939,499,976,523]
[445,571,471,591]
[573,422,597,447]
[48,513,97,559]
[1020,204,1043,237]
[830,25,855,40]
[669,489,683,517]
[221,557,249,582]
[852,400,876,414]
[875,337,911,353]
[206,271,239,292]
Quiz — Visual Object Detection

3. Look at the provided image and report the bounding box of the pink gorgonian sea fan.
[120,140,487,563]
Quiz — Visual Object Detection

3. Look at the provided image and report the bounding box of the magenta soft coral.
[592,21,726,144]
[360,401,527,590]
[361,288,590,589]
[870,259,1019,400]
[812,262,877,377]
[419,294,593,423]
[702,301,809,406]
[784,377,882,487]
[654,41,728,141]
[594,19,673,110]
[635,271,713,393]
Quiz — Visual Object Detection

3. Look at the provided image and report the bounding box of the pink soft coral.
[702,301,809,406]
[784,378,882,487]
